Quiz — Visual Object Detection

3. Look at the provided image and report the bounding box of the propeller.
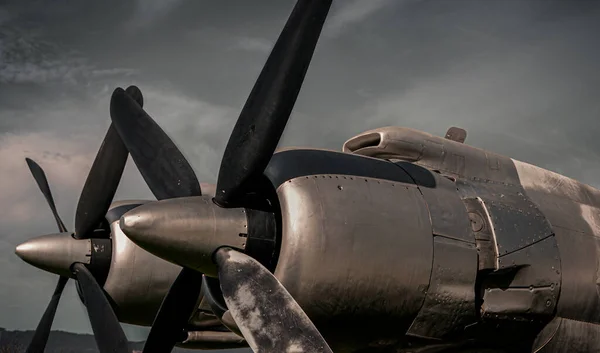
[72,263,129,353]
[141,268,203,353]
[16,85,144,353]
[113,0,334,352]
[109,87,201,201]
[110,83,205,352]
[215,248,333,353]
[214,0,332,207]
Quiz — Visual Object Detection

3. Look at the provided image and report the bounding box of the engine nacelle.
[100,182,219,327]
[263,148,564,352]
[103,200,184,326]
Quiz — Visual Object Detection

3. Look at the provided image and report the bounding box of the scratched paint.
[580,204,600,236]
[512,159,600,206]
[215,248,333,353]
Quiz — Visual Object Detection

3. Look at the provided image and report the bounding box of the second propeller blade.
[25,158,67,233]
[74,85,142,238]
[142,267,204,353]
[215,247,333,353]
[109,87,201,200]
[214,0,332,207]
[73,263,129,353]
[25,276,68,353]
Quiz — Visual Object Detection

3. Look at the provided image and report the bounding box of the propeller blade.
[109,87,201,200]
[214,0,332,207]
[25,158,67,233]
[25,276,68,353]
[142,267,203,353]
[74,122,128,239]
[202,275,227,318]
[74,86,142,238]
[72,263,129,353]
[202,275,241,336]
[214,248,333,353]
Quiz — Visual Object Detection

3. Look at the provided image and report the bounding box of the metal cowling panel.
[273,174,433,351]
[407,236,478,340]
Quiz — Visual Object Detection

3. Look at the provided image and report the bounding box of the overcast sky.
[1,0,600,343]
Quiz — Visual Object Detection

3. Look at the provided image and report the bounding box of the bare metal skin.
[119,126,600,353]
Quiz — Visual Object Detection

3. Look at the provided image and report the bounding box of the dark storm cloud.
[1,0,600,343]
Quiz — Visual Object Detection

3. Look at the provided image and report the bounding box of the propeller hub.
[119,196,247,277]
[15,232,91,278]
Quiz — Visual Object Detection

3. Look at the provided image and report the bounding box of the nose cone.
[15,232,91,278]
[120,196,247,277]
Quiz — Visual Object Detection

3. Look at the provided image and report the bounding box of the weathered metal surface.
[342,127,521,184]
[397,162,475,244]
[481,235,561,322]
[274,173,433,351]
[496,235,561,286]
[481,199,554,256]
[462,197,497,271]
[536,318,600,353]
[445,127,467,143]
[552,228,600,323]
[512,158,600,208]
[452,173,554,257]
[407,236,478,339]
[507,157,600,329]
[215,248,333,353]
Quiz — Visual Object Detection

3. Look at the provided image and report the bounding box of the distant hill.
[0,327,249,353]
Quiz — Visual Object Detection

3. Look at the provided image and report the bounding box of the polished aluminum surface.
[15,232,91,278]
[102,217,185,326]
[274,174,433,350]
[119,195,247,278]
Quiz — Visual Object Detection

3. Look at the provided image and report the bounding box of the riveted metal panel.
[415,140,520,185]
[274,174,433,350]
[397,162,474,244]
[265,148,422,189]
[407,236,478,339]
[497,236,561,288]
[456,178,525,205]
[480,198,554,256]
[456,177,555,264]
[481,235,561,322]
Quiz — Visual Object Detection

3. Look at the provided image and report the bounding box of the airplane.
[13,0,600,352]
